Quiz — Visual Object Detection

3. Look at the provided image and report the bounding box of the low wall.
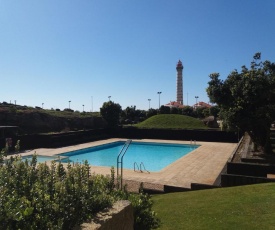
[1,127,239,150]
[113,127,239,143]
[191,183,220,190]
[227,162,275,177]
[78,200,134,230]
[220,134,275,187]
[221,174,275,187]
[13,129,110,149]
[164,185,191,193]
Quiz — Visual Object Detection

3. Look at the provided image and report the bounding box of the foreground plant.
[0,155,114,229]
[113,183,160,230]
[0,154,160,229]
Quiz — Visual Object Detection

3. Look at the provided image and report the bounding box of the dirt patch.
[122,180,164,193]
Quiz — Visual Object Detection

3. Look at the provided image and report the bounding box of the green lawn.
[152,183,275,229]
[135,114,207,129]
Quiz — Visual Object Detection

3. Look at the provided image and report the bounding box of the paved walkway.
[18,139,237,189]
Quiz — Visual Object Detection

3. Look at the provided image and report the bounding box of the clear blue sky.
[1,0,275,112]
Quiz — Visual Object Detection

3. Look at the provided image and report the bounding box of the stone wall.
[78,200,134,230]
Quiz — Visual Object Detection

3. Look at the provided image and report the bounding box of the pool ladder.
[190,140,197,145]
[134,162,150,173]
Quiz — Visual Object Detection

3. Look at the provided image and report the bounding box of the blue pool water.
[59,141,199,172]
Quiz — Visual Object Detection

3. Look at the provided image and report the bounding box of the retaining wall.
[220,133,275,187]
[227,162,275,177]
[77,200,133,230]
[221,174,275,187]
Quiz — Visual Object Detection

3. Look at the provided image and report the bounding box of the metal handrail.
[190,140,197,146]
[140,162,150,173]
[117,140,132,189]
[134,162,139,172]
[54,155,70,163]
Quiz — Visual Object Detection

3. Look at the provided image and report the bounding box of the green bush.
[0,155,114,229]
[0,153,160,229]
[113,184,160,230]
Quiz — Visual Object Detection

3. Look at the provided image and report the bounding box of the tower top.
[176,60,183,70]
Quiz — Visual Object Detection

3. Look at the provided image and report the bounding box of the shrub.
[9,106,17,113]
[63,108,74,112]
[15,140,20,153]
[0,153,160,230]
[113,184,160,230]
[100,101,122,127]
[0,155,114,229]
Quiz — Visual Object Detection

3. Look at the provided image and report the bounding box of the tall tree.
[195,107,208,119]
[146,108,158,119]
[100,101,122,127]
[181,106,195,117]
[207,53,275,154]
[209,105,220,118]
[159,105,170,114]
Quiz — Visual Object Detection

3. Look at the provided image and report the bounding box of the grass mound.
[135,114,207,129]
[152,183,275,229]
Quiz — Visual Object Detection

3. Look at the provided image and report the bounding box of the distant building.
[164,60,184,108]
[165,101,185,108]
[193,101,212,109]
[176,60,183,105]
[164,60,211,110]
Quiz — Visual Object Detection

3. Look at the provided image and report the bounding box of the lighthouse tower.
[176,60,183,105]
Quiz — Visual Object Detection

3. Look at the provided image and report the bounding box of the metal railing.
[134,161,150,173]
[117,139,132,189]
[190,140,197,145]
[140,162,150,173]
[134,162,139,172]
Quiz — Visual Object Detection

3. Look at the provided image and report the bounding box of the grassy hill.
[135,114,207,129]
[0,103,105,134]
[152,183,275,229]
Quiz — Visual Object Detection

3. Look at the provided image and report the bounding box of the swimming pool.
[59,141,199,172]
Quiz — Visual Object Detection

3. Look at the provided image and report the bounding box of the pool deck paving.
[17,138,237,189]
